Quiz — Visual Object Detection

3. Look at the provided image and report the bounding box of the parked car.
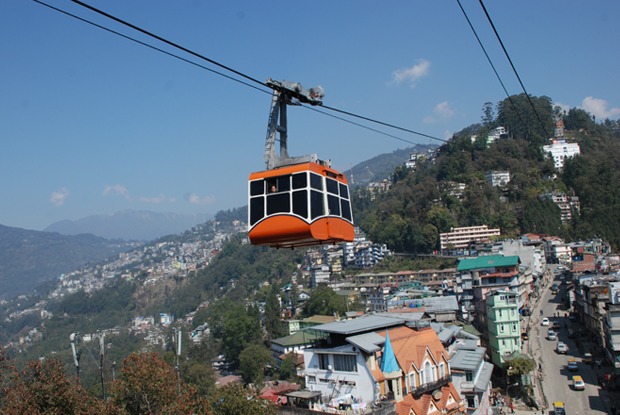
[567,358,578,371]
[541,317,550,326]
[573,375,585,390]
[583,353,593,364]
[547,329,557,341]
[557,342,569,354]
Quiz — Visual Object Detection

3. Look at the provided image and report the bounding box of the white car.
[547,330,557,341]
[557,342,569,354]
[541,317,550,326]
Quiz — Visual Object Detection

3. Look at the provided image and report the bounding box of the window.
[307,375,316,384]
[292,190,308,218]
[439,363,446,378]
[328,194,341,216]
[500,324,505,333]
[310,190,324,219]
[424,362,432,383]
[408,372,416,390]
[333,354,357,372]
[465,371,473,382]
[249,197,264,226]
[318,354,329,370]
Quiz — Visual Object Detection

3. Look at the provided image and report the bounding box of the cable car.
[248,79,355,248]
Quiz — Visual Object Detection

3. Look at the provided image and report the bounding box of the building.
[486,126,508,145]
[486,290,521,368]
[440,226,501,252]
[604,282,620,380]
[540,192,581,223]
[542,139,581,170]
[301,315,466,414]
[485,171,510,188]
[456,255,523,330]
[449,340,494,415]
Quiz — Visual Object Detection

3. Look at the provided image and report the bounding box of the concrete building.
[486,290,521,368]
[449,339,494,415]
[440,226,501,252]
[485,171,510,188]
[542,139,581,170]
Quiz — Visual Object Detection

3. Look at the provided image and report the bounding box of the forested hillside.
[354,93,620,252]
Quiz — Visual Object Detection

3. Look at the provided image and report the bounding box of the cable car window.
[326,178,339,195]
[250,196,264,225]
[292,173,307,190]
[328,194,340,216]
[341,199,352,221]
[267,193,290,215]
[250,180,264,196]
[292,190,308,218]
[310,173,323,190]
[339,183,349,199]
[310,190,324,219]
[276,175,290,192]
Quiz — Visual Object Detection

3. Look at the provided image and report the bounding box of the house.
[449,340,494,415]
[302,315,466,414]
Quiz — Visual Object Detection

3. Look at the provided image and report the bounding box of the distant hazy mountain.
[44,210,212,241]
[344,145,433,187]
[0,225,131,298]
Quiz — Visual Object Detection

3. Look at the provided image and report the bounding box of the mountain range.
[0,146,420,299]
[44,210,212,241]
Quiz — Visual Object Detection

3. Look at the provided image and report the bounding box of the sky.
[1,1,619,231]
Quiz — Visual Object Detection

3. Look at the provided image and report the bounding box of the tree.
[264,288,286,339]
[0,353,111,415]
[239,344,273,386]
[301,286,346,318]
[481,101,495,129]
[210,384,276,415]
[109,352,211,415]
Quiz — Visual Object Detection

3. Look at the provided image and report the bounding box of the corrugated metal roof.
[311,315,405,335]
[457,255,520,271]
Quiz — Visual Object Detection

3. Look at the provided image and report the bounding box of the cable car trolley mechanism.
[248,79,355,248]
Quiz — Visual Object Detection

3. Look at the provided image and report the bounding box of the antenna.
[173,327,182,393]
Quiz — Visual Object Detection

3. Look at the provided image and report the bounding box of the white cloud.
[50,188,69,207]
[423,101,455,124]
[391,59,430,88]
[139,194,176,204]
[185,193,216,205]
[103,184,130,199]
[581,96,620,120]
[553,101,570,114]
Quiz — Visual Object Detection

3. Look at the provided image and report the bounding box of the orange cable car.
[248,79,354,248]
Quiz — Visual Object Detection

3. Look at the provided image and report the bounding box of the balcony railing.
[410,375,452,396]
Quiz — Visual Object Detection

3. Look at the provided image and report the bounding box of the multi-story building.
[456,255,522,331]
[542,139,581,171]
[486,126,508,145]
[440,226,501,252]
[449,340,494,415]
[604,282,620,381]
[486,290,521,368]
[485,170,510,188]
[540,192,581,223]
[302,315,466,414]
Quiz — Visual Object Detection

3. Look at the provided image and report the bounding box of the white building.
[543,139,581,170]
[440,225,501,251]
[485,171,510,188]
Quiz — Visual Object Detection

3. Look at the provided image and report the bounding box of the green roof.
[457,255,520,271]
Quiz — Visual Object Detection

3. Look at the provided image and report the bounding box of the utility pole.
[70,333,81,382]
[98,331,106,400]
[173,327,182,394]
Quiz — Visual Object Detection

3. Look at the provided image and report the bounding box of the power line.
[34,0,445,147]
[477,0,552,138]
[455,0,528,133]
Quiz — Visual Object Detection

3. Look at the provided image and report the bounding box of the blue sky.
[2,1,619,231]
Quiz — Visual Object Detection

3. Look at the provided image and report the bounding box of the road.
[528,268,612,415]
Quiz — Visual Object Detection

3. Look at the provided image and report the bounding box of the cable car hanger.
[264,78,328,170]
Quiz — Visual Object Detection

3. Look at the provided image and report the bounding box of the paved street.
[515,267,617,415]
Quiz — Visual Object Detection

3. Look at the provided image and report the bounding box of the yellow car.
[573,375,585,390]
[553,401,565,415]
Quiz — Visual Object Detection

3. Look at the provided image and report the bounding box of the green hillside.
[355,93,620,252]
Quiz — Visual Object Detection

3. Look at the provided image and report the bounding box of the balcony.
[410,375,452,396]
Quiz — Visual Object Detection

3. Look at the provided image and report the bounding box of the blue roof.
[380,331,400,374]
